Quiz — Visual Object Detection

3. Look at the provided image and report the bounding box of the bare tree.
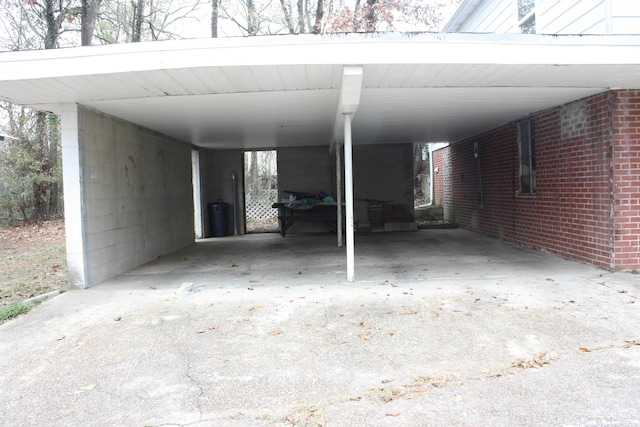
[81,0,102,45]
[211,0,219,37]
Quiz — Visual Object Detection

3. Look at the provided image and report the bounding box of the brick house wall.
[612,90,640,269]
[437,90,640,270]
[432,149,445,206]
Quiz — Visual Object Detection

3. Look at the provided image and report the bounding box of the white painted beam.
[339,65,363,282]
[344,114,355,282]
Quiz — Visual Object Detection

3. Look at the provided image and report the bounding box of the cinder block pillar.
[60,104,88,288]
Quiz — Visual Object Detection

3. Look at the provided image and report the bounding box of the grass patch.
[0,302,35,323]
[0,219,67,309]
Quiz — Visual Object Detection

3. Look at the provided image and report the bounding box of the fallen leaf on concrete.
[625,338,640,346]
[511,352,550,369]
[579,347,591,352]
[386,411,401,417]
[402,306,418,314]
[249,305,264,311]
[349,396,362,401]
[388,330,396,336]
[269,330,283,336]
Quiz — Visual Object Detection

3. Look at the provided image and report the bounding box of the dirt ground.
[0,219,67,307]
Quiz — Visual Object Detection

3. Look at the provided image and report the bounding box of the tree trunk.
[211,0,219,37]
[247,0,258,35]
[43,0,60,49]
[297,0,305,33]
[132,0,145,42]
[279,0,295,33]
[365,0,377,32]
[250,151,258,193]
[312,0,323,33]
[81,0,102,46]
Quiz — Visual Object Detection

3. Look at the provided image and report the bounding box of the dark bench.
[272,202,340,237]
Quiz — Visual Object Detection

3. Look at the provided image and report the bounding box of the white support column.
[336,143,343,248]
[344,114,355,282]
[60,103,88,288]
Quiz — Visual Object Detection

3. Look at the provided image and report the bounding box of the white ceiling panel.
[1,33,640,150]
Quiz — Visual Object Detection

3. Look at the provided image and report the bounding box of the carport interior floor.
[114,229,608,290]
[1,229,639,426]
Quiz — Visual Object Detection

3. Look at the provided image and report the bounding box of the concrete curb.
[23,289,62,305]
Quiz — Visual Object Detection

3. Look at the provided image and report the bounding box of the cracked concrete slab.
[1,229,639,426]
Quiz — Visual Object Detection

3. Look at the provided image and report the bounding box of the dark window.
[518,0,536,33]
[518,119,536,195]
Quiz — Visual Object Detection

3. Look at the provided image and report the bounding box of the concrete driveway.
[1,229,639,426]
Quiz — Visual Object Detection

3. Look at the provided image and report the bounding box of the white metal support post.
[336,143,343,248]
[344,114,355,282]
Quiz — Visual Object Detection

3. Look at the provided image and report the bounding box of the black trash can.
[208,201,230,237]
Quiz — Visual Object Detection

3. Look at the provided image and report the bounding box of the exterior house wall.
[612,90,640,269]
[454,0,517,33]
[538,0,607,34]
[450,0,640,34]
[73,106,194,287]
[432,149,445,206]
[201,149,244,237]
[439,90,640,270]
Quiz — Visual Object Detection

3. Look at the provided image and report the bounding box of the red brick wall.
[612,90,640,269]
[441,91,640,269]
[432,149,444,206]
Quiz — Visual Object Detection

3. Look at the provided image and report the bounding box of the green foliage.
[0,302,33,322]
[0,103,62,225]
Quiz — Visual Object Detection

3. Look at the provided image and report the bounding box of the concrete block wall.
[439,90,640,270]
[277,144,415,234]
[75,106,194,286]
[277,145,334,233]
[201,149,244,237]
[353,143,415,221]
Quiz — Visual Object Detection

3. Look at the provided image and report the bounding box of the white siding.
[456,0,519,33]
[538,0,606,34]
[611,0,640,33]
[450,0,640,34]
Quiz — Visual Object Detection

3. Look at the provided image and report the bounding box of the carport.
[1,32,640,288]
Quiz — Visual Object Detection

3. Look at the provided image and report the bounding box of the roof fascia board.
[3,33,640,82]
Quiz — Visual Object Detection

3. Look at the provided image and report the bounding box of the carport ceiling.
[1,32,640,149]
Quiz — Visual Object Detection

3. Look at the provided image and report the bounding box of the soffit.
[1,33,640,148]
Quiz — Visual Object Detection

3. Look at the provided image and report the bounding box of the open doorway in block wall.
[243,150,278,233]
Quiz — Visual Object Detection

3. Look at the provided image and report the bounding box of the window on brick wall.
[518,119,536,195]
